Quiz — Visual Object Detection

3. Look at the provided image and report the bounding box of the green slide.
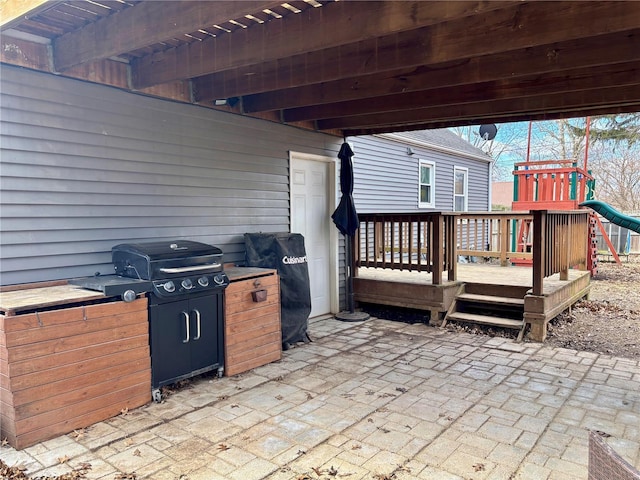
[580,200,640,234]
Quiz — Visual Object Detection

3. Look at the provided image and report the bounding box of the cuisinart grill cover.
[244,232,311,347]
[112,240,223,280]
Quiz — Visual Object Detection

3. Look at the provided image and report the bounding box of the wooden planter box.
[224,268,281,376]
[0,283,151,449]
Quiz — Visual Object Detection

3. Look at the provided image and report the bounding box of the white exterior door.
[290,152,337,317]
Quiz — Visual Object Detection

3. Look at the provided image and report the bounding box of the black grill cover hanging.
[244,232,311,348]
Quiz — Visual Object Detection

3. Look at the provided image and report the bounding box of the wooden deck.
[353,263,591,341]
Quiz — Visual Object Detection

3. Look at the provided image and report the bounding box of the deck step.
[446,312,524,329]
[457,293,524,307]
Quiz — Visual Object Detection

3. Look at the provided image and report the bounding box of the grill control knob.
[181,278,193,290]
[198,276,209,287]
[122,290,137,303]
[163,281,176,293]
[213,274,226,285]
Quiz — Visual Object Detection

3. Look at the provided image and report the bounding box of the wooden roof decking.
[1,1,639,136]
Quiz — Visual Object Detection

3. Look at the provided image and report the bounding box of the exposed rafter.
[52,1,281,71]
[131,0,518,89]
[1,0,639,137]
[0,0,62,31]
[319,85,640,131]
[236,30,640,113]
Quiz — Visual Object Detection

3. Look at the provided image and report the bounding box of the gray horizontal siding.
[1,65,341,286]
[348,135,491,213]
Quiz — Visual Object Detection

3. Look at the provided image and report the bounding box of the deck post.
[351,231,359,277]
[560,217,569,281]
[446,215,457,281]
[432,214,443,285]
[500,217,509,266]
[532,210,546,295]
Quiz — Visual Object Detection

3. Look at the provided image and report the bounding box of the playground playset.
[510,119,640,272]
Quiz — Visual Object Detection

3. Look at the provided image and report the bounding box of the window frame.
[453,166,469,212]
[418,159,436,209]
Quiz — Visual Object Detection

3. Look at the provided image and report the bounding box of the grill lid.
[112,240,224,281]
[112,240,221,260]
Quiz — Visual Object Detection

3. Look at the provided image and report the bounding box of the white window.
[418,160,436,208]
[454,167,468,212]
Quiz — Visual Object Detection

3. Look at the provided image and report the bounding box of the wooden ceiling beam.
[237,30,640,113]
[283,62,640,123]
[132,0,519,89]
[192,1,640,102]
[0,0,63,31]
[52,1,280,71]
[344,104,640,136]
[317,84,640,131]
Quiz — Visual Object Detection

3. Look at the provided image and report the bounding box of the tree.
[586,115,640,212]
[529,115,640,212]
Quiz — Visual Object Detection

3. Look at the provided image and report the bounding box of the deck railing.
[353,210,591,294]
[455,212,533,266]
[355,213,457,284]
[532,210,590,295]
[513,160,595,211]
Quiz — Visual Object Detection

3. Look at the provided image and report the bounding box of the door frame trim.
[288,151,338,315]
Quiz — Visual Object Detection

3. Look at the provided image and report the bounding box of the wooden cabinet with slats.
[224,267,281,376]
[0,282,150,450]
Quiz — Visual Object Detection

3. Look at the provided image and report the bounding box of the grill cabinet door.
[149,300,192,388]
[188,294,223,373]
[149,293,224,389]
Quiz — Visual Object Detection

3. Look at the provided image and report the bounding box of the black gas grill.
[112,240,229,402]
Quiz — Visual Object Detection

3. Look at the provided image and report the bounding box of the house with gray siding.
[1,65,490,318]
[0,65,344,317]
[348,130,493,214]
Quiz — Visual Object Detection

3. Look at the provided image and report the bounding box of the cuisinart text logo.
[282,255,308,265]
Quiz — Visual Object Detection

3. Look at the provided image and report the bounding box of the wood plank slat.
[8,335,149,380]
[225,267,279,292]
[226,331,281,356]
[0,291,147,332]
[457,293,525,307]
[12,389,151,450]
[5,309,148,347]
[10,347,150,401]
[0,298,147,333]
[14,370,150,421]
[225,319,281,346]
[6,322,149,363]
[446,312,523,329]
[226,302,280,326]
[225,350,282,377]
[13,382,150,435]
[0,285,121,316]
[226,341,282,365]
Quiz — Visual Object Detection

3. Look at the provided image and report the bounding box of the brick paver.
[1,316,639,479]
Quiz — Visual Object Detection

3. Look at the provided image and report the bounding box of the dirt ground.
[545,258,640,359]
